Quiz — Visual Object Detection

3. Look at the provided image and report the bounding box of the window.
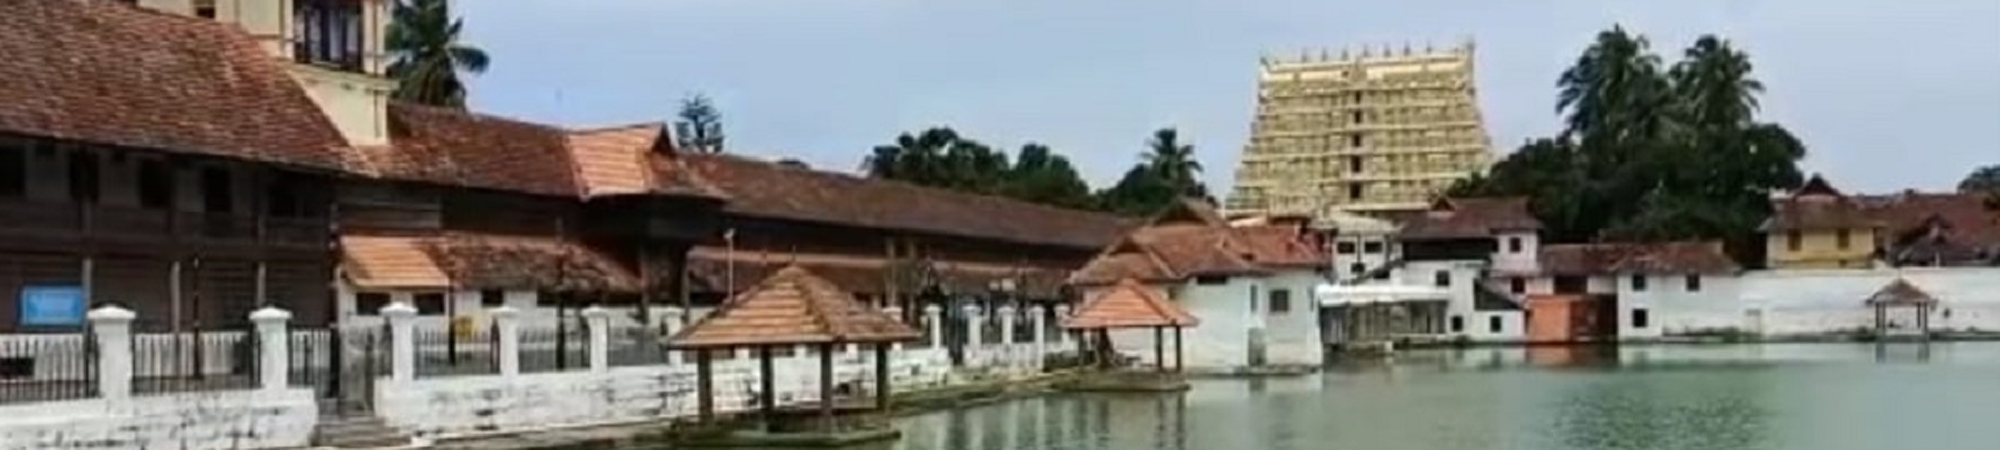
[355,292,390,316]
[1508,237,1523,253]
[1433,270,1451,287]
[267,176,307,218]
[1836,229,1851,249]
[1373,270,1390,280]
[1268,289,1291,315]
[1554,276,1587,294]
[0,145,22,197]
[1510,277,1526,294]
[1449,315,1464,332]
[480,289,506,307]
[195,0,216,19]
[137,159,172,209]
[1786,231,1802,251]
[1488,316,1502,333]
[1349,134,1363,148]
[1349,262,1366,275]
[413,293,446,316]
[1351,111,1364,125]
[1685,275,1702,292]
[67,151,98,204]
[1349,156,1364,174]
[1348,183,1364,200]
[536,291,566,307]
[1631,274,1648,292]
[1335,242,1357,254]
[294,0,365,71]
[1632,308,1650,329]
[1362,241,1384,254]
[199,167,232,213]
[1194,275,1229,285]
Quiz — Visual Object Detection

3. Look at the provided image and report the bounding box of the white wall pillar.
[87,306,135,400]
[491,306,522,376]
[963,304,984,366]
[1054,305,1072,351]
[997,305,1018,368]
[381,302,418,382]
[662,306,686,365]
[581,306,611,373]
[1029,305,1048,368]
[923,305,944,349]
[250,307,292,391]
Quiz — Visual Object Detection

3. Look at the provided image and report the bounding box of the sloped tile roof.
[1857,192,2000,264]
[668,266,921,348]
[0,0,348,170]
[1069,198,1327,285]
[1538,241,1740,276]
[1396,197,1541,240]
[1063,279,1199,329]
[340,235,451,289]
[423,233,641,293]
[1865,277,1938,306]
[683,248,1069,298]
[567,124,662,197]
[355,103,723,200]
[1761,175,1881,231]
[681,153,1131,249]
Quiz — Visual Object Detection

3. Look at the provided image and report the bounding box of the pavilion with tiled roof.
[1063,278,1200,372]
[1864,277,1940,338]
[667,266,919,430]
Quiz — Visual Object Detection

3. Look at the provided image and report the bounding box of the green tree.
[1096,165,1179,216]
[1455,28,1807,265]
[1963,165,2000,198]
[386,0,490,108]
[863,128,1094,208]
[675,93,725,153]
[1140,128,1208,199]
[1002,143,1095,209]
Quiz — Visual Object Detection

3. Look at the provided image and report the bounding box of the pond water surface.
[886,343,2000,450]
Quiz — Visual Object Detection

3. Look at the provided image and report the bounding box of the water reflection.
[893,392,1192,450]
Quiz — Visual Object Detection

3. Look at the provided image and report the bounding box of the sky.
[458,0,2000,195]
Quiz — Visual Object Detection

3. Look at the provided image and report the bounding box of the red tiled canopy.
[1063,279,1200,330]
[1864,278,1939,307]
[668,266,920,348]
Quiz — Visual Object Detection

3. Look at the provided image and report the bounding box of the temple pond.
[874,342,2000,450]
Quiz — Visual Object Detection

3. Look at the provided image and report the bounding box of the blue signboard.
[19,285,85,326]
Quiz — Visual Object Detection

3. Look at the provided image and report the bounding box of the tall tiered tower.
[133,0,397,147]
[1225,42,1492,217]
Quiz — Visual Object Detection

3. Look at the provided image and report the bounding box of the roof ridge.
[690,152,1125,219]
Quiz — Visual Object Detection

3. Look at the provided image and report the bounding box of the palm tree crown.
[387,0,490,108]
[1142,127,1203,197]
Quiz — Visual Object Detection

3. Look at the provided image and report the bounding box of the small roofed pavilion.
[1063,278,1201,372]
[1865,277,1940,339]
[667,265,920,432]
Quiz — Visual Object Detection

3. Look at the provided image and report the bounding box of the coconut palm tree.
[1141,127,1205,198]
[387,0,490,108]
[1671,35,1764,130]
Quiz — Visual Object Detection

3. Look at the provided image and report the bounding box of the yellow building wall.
[1767,228,1877,269]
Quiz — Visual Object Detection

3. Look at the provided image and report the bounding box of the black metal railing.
[606,324,669,367]
[519,324,587,374]
[132,331,258,395]
[0,333,97,405]
[413,324,498,378]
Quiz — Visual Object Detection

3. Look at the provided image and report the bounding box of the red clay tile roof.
[340,235,452,289]
[1063,279,1199,329]
[1761,175,1883,231]
[0,0,348,170]
[354,103,723,199]
[667,266,921,348]
[1538,241,1740,276]
[680,153,1131,249]
[423,233,642,293]
[1865,278,1938,306]
[1396,197,1541,240]
[1070,199,1326,285]
[684,248,1069,298]
[1856,192,2000,260]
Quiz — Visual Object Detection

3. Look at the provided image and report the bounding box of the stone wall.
[1740,268,2000,336]
[0,389,317,450]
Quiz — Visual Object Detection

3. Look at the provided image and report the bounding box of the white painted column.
[997,305,1018,369]
[381,302,418,382]
[963,304,984,367]
[1029,305,1048,369]
[491,306,522,376]
[87,306,135,400]
[923,304,944,349]
[250,307,292,391]
[662,306,686,365]
[581,306,611,373]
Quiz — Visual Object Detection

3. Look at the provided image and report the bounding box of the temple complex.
[1225,42,1493,217]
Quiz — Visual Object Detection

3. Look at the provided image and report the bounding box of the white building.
[1499,241,1743,341]
[1342,198,1540,343]
[1069,199,1329,371]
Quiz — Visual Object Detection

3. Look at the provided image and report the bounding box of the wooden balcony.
[0,198,329,252]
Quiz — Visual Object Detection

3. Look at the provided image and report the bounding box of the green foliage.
[387,0,489,109]
[676,93,725,153]
[1097,127,1213,216]
[1456,27,1807,265]
[1962,165,2000,198]
[863,128,1094,209]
